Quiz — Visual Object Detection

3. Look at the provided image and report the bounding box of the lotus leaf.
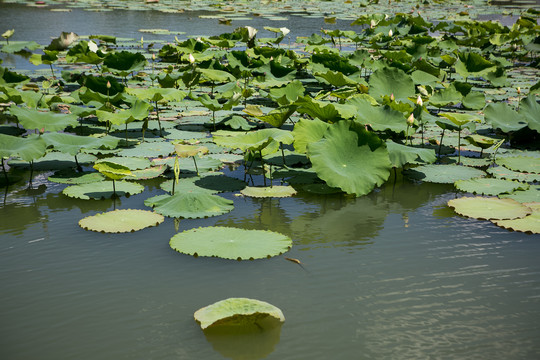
[499,186,540,203]
[240,186,297,198]
[518,95,540,132]
[493,203,540,234]
[174,144,209,158]
[41,133,109,156]
[8,151,96,170]
[454,178,529,196]
[213,128,293,155]
[294,96,341,122]
[63,180,144,200]
[194,298,285,330]
[148,191,234,218]
[9,105,79,132]
[487,167,540,183]
[353,99,409,134]
[252,105,297,128]
[448,197,532,220]
[484,103,528,133]
[48,169,104,184]
[462,91,486,110]
[368,67,415,102]
[496,156,540,174]
[93,161,133,180]
[386,141,436,168]
[125,87,186,103]
[79,209,164,233]
[428,84,463,108]
[169,226,291,260]
[103,51,147,77]
[404,164,485,184]
[0,133,46,161]
[292,118,329,154]
[455,52,496,79]
[118,141,175,158]
[159,179,216,194]
[129,165,167,180]
[307,121,391,196]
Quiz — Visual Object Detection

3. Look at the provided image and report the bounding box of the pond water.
[1,2,540,360]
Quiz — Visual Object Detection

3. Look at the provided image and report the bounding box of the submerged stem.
[259,150,266,187]
[438,129,445,158]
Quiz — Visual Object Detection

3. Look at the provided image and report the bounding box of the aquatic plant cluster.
[1,5,540,261]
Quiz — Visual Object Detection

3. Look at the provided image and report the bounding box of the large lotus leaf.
[314,70,358,87]
[48,169,104,184]
[148,191,234,218]
[428,84,463,108]
[213,128,293,155]
[462,90,486,110]
[169,226,291,260]
[9,105,78,132]
[386,140,436,168]
[404,164,485,184]
[487,167,540,183]
[0,41,40,54]
[0,133,46,161]
[174,144,209,158]
[496,156,540,174]
[448,197,532,220]
[240,186,297,198]
[93,161,133,180]
[368,67,415,102]
[62,180,144,200]
[267,80,305,105]
[499,186,540,203]
[493,203,540,234]
[41,132,105,156]
[455,52,496,79]
[439,112,481,127]
[66,40,106,65]
[0,67,30,86]
[118,141,175,158]
[129,165,167,180]
[198,68,236,83]
[484,103,528,133]
[126,87,186,103]
[96,100,152,126]
[292,118,329,154]
[79,209,164,233]
[307,121,391,196]
[253,105,297,128]
[103,51,147,76]
[102,157,151,170]
[194,298,285,330]
[353,98,408,134]
[294,96,341,122]
[518,95,540,132]
[159,179,216,194]
[8,151,96,170]
[454,178,529,196]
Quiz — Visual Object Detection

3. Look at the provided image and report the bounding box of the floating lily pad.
[129,165,167,180]
[194,298,285,330]
[493,203,540,234]
[499,186,540,203]
[147,191,234,218]
[448,196,532,220]
[169,226,291,260]
[487,166,540,183]
[404,164,485,184]
[8,152,97,170]
[79,209,164,233]
[48,169,104,184]
[496,156,540,174]
[194,174,247,192]
[454,177,529,196]
[63,180,144,200]
[240,186,297,198]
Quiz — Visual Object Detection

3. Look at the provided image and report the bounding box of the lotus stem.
[155,100,163,137]
[1,158,8,185]
[438,129,445,158]
[49,64,56,79]
[457,128,462,164]
[125,123,128,143]
[29,160,34,187]
[212,110,216,131]
[74,155,82,172]
[192,156,199,176]
[112,179,117,199]
[259,150,266,187]
[280,142,286,166]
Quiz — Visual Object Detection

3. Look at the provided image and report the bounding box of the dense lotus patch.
[169,226,292,260]
[79,209,164,233]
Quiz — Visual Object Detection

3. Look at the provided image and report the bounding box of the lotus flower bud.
[517,87,521,95]
[416,95,423,106]
[390,93,395,101]
[106,81,111,89]
[407,113,415,126]
[370,20,377,28]
[152,53,156,61]
[188,53,195,63]
[388,29,393,37]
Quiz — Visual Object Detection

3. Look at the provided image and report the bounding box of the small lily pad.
[240,186,297,198]
[63,180,144,200]
[170,226,292,260]
[79,209,164,233]
[448,196,532,220]
[194,297,285,330]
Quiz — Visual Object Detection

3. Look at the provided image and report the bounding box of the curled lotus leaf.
[454,177,529,196]
[62,180,144,200]
[79,209,164,233]
[448,196,532,220]
[404,164,485,184]
[148,191,234,218]
[386,140,436,168]
[93,161,133,180]
[194,297,285,330]
[240,186,297,198]
[493,203,540,234]
[496,156,540,174]
[129,165,167,180]
[169,226,292,260]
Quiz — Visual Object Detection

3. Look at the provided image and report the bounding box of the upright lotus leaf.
[292,118,329,154]
[307,121,391,196]
[97,100,152,127]
[170,226,292,260]
[267,80,305,105]
[9,105,78,132]
[194,298,285,330]
[440,112,480,163]
[454,178,529,196]
[252,105,297,128]
[353,98,409,134]
[493,203,540,234]
[213,128,293,156]
[41,133,107,156]
[518,95,540,132]
[496,156,540,174]
[0,41,40,54]
[0,67,30,86]
[93,161,133,180]
[253,61,296,88]
[429,84,463,108]
[462,90,486,110]
[448,197,532,220]
[484,103,528,133]
[66,40,106,65]
[79,209,164,233]
[125,87,186,103]
[404,164,485,183]
[464,134,499,153]
[314,70,358,87]
[62,180,144,200]
[148,191,234,218]
[198,68,236,83]
[103,51,147,77]
[368,67,415,102]
[79,75,124,96]
[385,140,436,168]
[0,133,46,162]
[454,52,496,80]
[294,96,341,122]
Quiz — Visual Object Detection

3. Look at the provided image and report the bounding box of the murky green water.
[1,3,540,359]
